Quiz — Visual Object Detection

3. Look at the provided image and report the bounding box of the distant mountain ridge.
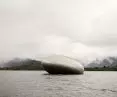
[0,56,117,70]
[87,56,117,68]
[0,58,44,70]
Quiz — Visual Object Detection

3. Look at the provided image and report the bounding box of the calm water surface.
[0,71,117,97]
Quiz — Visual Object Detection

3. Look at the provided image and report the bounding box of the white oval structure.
[41,55,84,74]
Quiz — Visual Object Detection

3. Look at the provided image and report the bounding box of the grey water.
[0,71,117,97]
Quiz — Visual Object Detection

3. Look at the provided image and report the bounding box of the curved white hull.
[41,55,84,74]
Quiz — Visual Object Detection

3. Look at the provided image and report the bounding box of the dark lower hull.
[42,62,84,74]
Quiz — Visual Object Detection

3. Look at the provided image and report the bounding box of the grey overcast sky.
[0,0,117,62]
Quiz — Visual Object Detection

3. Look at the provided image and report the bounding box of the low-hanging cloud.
[1,0,117,63]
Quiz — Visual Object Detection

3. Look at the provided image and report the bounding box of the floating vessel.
[41,55,84,74]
